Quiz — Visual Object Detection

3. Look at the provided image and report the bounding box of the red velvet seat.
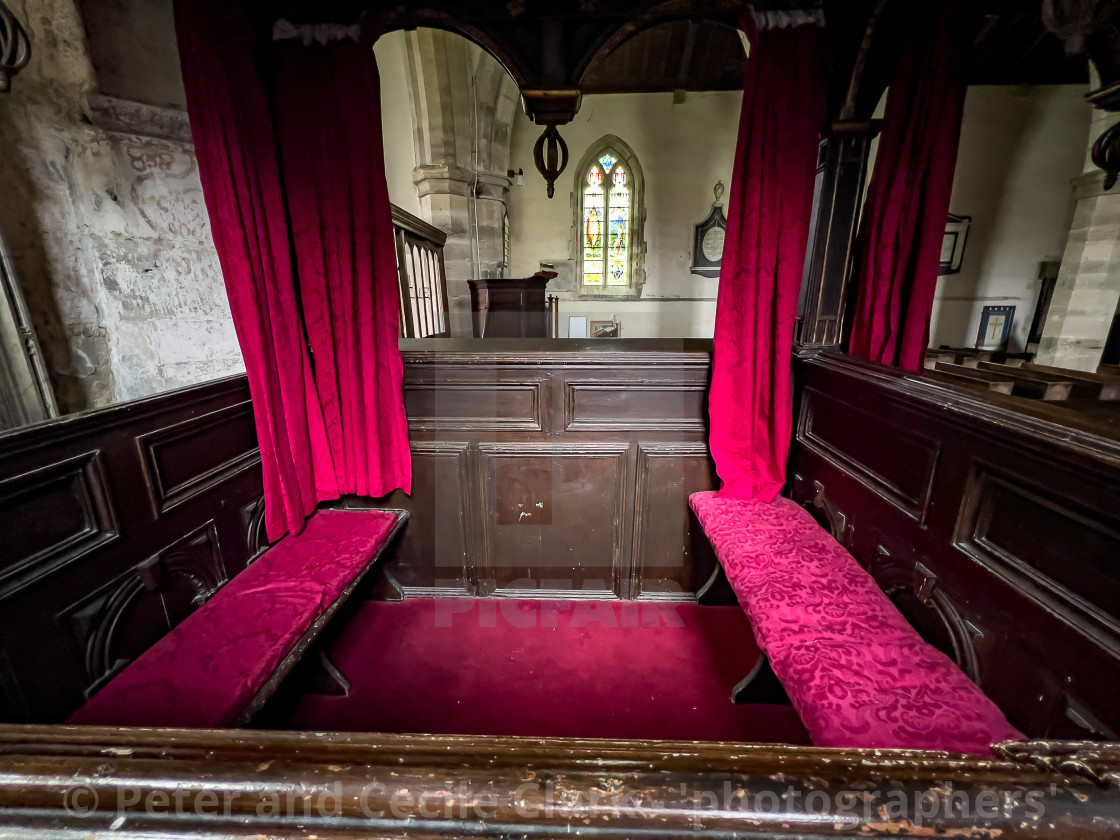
[68,509,400,729]
[689,490,1023,754]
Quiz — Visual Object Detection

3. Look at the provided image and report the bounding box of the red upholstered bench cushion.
[68,509,399,729]
[689,490,1023,754]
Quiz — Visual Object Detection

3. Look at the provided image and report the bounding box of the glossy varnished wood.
[0,726,1119,838]
[791,349,1120,740]
[0,376,264,724]
[373,339,719,601]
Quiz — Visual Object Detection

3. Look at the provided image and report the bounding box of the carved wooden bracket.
[809,479,853,545]
[913,561,938,605]
[869,544,983,684]
[0,0,31,94]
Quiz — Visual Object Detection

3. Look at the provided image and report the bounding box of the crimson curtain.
[708,14,824,501]
[175,1,410,540]
[274,37,411,500]
[848,1,970,371]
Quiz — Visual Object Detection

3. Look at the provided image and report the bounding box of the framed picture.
[939,214,971,276]
[590,320,620,338]
[976,305,1014,352]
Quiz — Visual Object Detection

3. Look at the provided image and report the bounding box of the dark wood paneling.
[353,441,475,597]
[799,386,941,520]
[0,450,119,597]
[565,382,707,431]
[137,400,258,514]
[956,462,1120,638]
[61,520,227,695]
[381,341,718,600]
[405,381,544,432]
[632,443,718,600]
[791,350,1120,740]
[0,376,262,723]
[479,442,630,598]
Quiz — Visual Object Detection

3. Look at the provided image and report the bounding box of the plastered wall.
[929,85,1090,353]
[0,0,242,413]
[506,90,743,338]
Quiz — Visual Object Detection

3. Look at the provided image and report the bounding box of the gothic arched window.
[576,138,644,293]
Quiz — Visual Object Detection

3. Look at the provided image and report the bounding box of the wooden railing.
[392,204,450,338]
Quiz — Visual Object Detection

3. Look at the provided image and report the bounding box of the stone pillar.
[404,29,518,337]
[1037,70,1120,371]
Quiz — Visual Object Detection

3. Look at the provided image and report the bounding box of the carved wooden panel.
[62,521,226,695]
[565,382,707,432]
[0,376,261,723]
[798,386,940,520]
[379,343,716,603]
[955,462,1120,638]
[405,382,544,432]
[631,443,718,600]
[478,442,631,598]
[362,442,475,597]
[791,351,1120,740]
[137,400,259,514]
[241,495,269,561]
[0,451,119,598]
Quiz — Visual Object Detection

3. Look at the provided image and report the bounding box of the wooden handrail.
[391,204,451,339]
[391,203,447,247]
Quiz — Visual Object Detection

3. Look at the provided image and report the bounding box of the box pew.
[922,362,1015,395]
[970,361,1103,400]
[933,362,1072,400]
[1016,363,1120,400]
[790,349,1120,740]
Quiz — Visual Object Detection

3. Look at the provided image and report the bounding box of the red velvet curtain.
[274,37,412,500]
[708,14,824,501]
[175,1,411,540]
[848,1,970,371]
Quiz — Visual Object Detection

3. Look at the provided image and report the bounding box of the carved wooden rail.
[392,204,450,339]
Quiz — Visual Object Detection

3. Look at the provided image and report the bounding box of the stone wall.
[0,0,242,413]
[403,29,518,337]
[1036,69,1120,371]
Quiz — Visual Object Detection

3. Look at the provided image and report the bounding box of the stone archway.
[403,29,520,337]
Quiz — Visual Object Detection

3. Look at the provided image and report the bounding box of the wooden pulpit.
[468,272,555,338]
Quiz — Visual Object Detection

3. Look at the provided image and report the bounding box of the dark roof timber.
[270,0,1096,124]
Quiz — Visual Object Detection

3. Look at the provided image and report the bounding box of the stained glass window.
[582,151,631,287]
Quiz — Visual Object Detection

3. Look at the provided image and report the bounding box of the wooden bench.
[689,491,1022,755]
[67,508,407,729]
[968,360,1100,399]
[921,363,1015,395]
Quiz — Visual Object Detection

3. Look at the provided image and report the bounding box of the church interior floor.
[283,598,811,744]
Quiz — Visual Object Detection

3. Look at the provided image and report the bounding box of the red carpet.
[288,598,810,743]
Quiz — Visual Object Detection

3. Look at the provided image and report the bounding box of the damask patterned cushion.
[689,490,1022,754]
[67,509,399,728]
